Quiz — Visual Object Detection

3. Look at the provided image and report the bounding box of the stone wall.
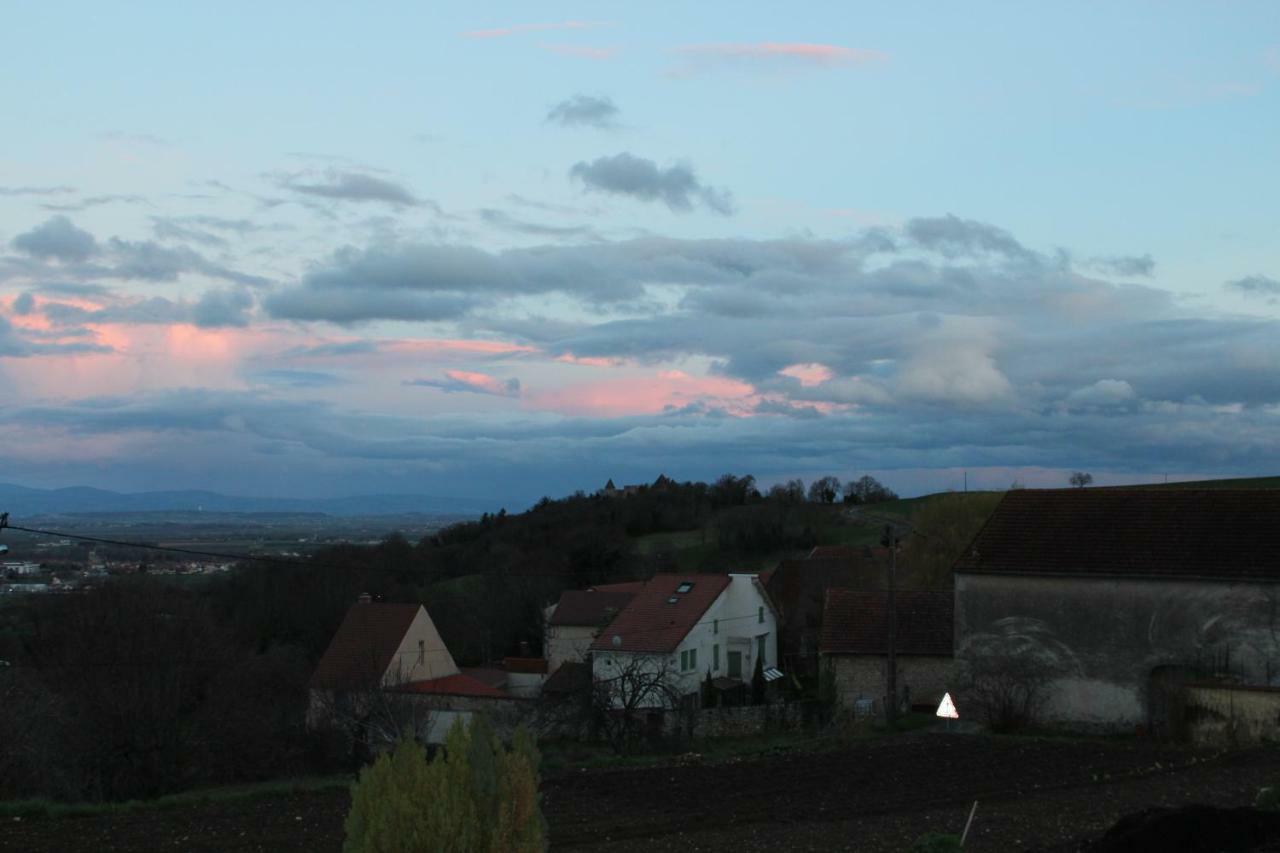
[826,654,955,715]
[1185,683,1280,746]
[693,702,802,738]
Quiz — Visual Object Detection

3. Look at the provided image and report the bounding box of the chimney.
[358,593,372,604]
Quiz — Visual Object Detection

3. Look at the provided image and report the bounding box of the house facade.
[543,584,640,673]
[820,589,954,715]
[589,573,779,708]
[954,488,1280,732]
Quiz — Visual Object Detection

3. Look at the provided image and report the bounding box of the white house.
[589,573,779,708]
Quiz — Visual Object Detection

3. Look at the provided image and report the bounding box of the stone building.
[953,488,1280,733]
[819,589,954,715]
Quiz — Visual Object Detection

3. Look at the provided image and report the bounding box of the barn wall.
[1185,684,1280,746]
[955,573,1280,730]
[826,655,955,713]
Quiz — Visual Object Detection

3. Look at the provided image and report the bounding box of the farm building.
[543,582,641,673]
[954,488,1280,733]
[819,589,954,715]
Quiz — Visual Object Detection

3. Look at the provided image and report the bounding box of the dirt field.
[4,732,1279,852]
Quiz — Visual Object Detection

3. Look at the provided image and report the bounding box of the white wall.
[547,624,598,672]
[590,574,778,704]
[383,606,459,686]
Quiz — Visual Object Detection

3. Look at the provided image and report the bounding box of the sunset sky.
[2,2,1279,506]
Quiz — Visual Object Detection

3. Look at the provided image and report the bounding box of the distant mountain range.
[0,482,495,518]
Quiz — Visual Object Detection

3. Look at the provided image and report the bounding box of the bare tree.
[308,653,436,758]
[807,476,841,504]
[590,653,685,754]
[1069,471,1093,488]
[960,652,1053,733]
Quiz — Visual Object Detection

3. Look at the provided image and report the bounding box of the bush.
[343,717,545,853]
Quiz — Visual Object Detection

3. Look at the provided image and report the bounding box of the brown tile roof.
[589,573,732,654]
[820,589,953,656]
[504,656,549,674]
[309,602,422,690]
[543,661,592,694]
[549,590,637,627]
[953,488,1280,581]
[398,673,507,699]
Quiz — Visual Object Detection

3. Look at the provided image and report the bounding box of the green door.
[727,651,742,678]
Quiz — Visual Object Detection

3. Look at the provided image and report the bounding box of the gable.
[589,573,731,654]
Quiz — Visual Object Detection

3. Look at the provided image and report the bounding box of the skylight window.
[675,581,694,594]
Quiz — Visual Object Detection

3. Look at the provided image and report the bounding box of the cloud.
[540,44,617,61]
[904,214,1030,260]
[463,20,604,39]
[406,369,521,397]
[247,369,344,388]
[1065,379,1136,409]
[1226,275,1280,298]
[0,315,113,358]
[191,287,254,328]
[281,170,419,206]
[1088,254,1155,277]
[671,42,886,75]
[104,238,271,287]
[547,94,620,129]
[41,194,148,212]
[0,185,76,197]
[479,209,595,239]
[11,216,100,262]
[569,153,735,214]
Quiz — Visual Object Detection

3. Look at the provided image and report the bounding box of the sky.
[1,2,1279,507]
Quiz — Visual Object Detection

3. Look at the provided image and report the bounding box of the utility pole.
[882,523,899,728]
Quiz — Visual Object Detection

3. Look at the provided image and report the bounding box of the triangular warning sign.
[936,692,959,719]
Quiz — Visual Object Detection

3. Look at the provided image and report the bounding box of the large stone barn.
[953,488,1280,733]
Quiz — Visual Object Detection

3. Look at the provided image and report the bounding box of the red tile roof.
[549,590,637,627]
[309,602,422,690]
[397,673,507,699]
[954,489,1280,581]
[820,589,953,657]
[590,580,646,594]
[589,573,732,654]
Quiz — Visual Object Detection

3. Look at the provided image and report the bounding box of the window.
[690,648,697,670]
[713,643,720,671]
[676,581,694,594]
[417,639,425,665]
[758,605,764,624]
[757,634,767,664]
[680,649,697,672]
[680,650,689,671]
[713,618,719,634]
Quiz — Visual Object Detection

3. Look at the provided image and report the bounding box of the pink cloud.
[407,369,521,397]
[528,371,757,417]
[463,20,606,39]
[671,42,886,75]
[540,44,618,60]
[778,363,834,387]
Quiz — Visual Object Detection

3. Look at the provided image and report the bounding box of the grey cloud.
[1226,274,1280,297]
[1089,254,1155,277]
[569,153,735,214]
[12,216,100,262]
[905,214,1030,260]
[282,170,419,206]
[0,315,113,358]
[42,194,148,212]
[247,369,345,388]
[0,186,76,197]
[264,286,477,324]
[105,238,272,287]
[192,287,254,328]
[479,209,595,238]
[547,94,620,129]
[12,292,35,314]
